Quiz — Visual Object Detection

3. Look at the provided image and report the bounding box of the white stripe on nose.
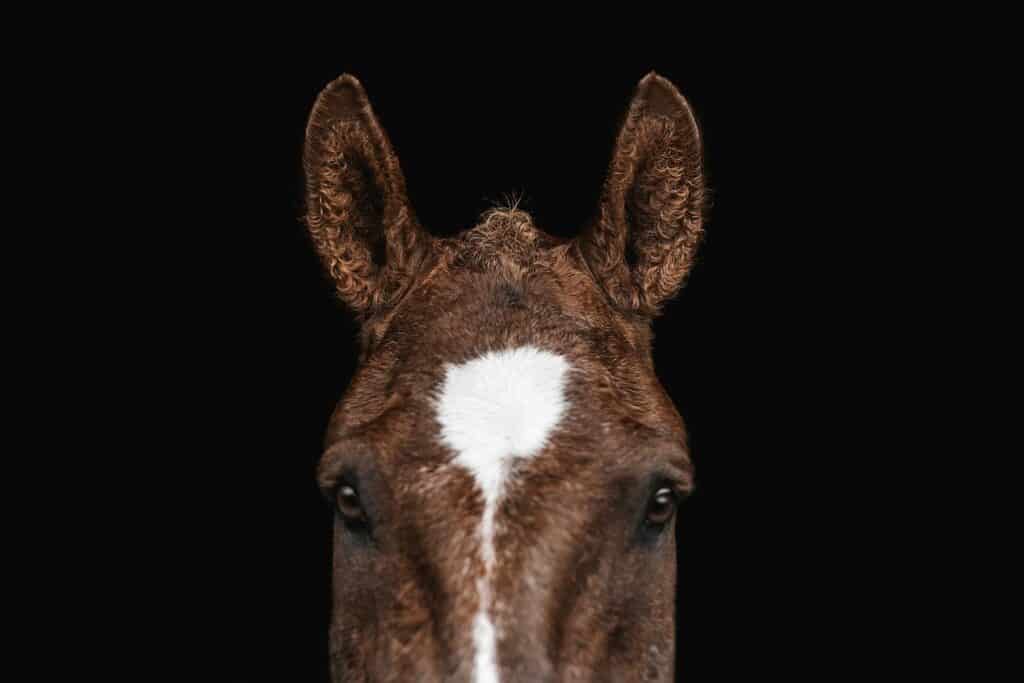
[435,346,570,683]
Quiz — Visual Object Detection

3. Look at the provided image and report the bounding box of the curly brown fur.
[300,72,707,683]
[580,71,706,315]
[303,74,430,318]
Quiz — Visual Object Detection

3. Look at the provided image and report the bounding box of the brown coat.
[303,72,706,682]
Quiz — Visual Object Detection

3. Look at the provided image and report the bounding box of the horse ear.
[578,72,706,315]
[304,74,430,317]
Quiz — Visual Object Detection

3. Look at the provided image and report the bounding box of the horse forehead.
[435,346,572,488]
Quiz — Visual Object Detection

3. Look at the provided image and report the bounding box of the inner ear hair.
[303,74,430,318]
[580,72,706,316]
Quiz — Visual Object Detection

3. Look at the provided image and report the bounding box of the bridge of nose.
[433,345,573,683]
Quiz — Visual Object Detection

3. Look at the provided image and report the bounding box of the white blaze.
[435,346,570,683]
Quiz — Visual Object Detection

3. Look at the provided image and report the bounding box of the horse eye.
[336,484,364,521]
[645,487,677,526]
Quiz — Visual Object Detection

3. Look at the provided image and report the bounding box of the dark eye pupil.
[337,485,362,518]
[647,488,676,524]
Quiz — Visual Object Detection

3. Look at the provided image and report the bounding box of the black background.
[174,42,866,681]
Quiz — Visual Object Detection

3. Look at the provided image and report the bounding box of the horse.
[303,71,705,682]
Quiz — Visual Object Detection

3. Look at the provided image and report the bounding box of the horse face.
[305,73,705,682]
